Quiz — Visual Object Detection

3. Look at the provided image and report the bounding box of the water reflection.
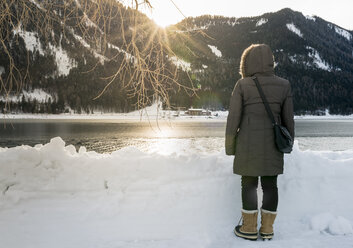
[0,119,353,153]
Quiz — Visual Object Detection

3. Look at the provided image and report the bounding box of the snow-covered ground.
[0,138,352,247]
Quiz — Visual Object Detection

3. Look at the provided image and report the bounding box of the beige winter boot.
[234,209,258,240]
[259,208,277,240]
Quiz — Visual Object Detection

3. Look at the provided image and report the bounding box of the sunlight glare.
[141,0,184,28]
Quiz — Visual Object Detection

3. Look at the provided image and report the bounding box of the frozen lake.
[0,119,352,153]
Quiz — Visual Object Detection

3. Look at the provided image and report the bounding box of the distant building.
[185,108,211,116]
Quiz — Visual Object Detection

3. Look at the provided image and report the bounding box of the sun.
[140,0,184,28]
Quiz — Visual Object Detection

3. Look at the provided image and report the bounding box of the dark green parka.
[225,44,294,176]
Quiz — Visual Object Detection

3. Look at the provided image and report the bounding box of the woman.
[225,44,294,240]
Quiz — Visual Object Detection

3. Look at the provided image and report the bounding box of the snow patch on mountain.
[29,0,43,10]
[305,15,316,21]
[13,26,45,56]
[84,14,103,34]
[70,30,107,64]
[256,18,268,26]
[227,19,239,26]
[48,42,77,76]
[334,26,352,40]
[12,25,77,76]
[286,23,303,38]
[107,43,135,64]
[169,56,191,71]
[23,89,54,102]
[306,46,331,71]
[208,45,222,57]
[0,89,53,103]
[288,55,298,63]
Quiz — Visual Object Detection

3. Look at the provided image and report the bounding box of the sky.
[142,0,353,30]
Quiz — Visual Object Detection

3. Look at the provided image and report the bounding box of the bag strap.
[251,76,277,126]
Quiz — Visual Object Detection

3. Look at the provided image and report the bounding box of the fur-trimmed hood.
[239,44,274,78]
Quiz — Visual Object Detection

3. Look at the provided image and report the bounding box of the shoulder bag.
[252,76,293,153]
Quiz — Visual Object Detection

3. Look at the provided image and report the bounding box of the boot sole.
[260,233,273,240]
[234,228,258,241]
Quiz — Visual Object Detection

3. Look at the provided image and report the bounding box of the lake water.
[0,119,352,154]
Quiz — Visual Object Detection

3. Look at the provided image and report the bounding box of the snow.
[2,102,353,120]
[0,89,53,103]
[169,56,191,71]
[256,18,268,27]
[288,55,298,63]
[306,46,331,71]
[83,14,103,34]
[12,24,79,76]
[305,15,316,21]
[202,64,208,69]
[13,26,45,56]
[227,19,239,26]
[295,109,353,120]
[48,42,77,76]
[70,29,107,64]
[0,138,353,247]
[288,47,339,72]
[29,0,43,10]
[310,213,353,235]
[286,23,303,38]
[107,42,135,63]
[208,45,222,57]
[334,26,352,41]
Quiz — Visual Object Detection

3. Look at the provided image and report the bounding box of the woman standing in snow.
[225,44,294,240]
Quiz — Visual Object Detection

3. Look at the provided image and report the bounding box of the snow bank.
[310,213,353,235]
[0,138,353,247]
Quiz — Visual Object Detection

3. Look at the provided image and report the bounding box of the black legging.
[241,176,278,212]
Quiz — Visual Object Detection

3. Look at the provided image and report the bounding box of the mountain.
[0,0,167,114]
[166,8,353,115]
[0,4,352,115]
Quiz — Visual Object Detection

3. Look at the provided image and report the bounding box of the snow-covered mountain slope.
[0,0,165,114]
[0,137,353,247]
[167,8,353,115]
[1,5,353,115]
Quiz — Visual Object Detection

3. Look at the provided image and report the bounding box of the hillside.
[0,4,352,115]
[166,8,353,114]
[0,0,174,114]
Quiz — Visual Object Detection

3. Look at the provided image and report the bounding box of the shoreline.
[1,113,353,121]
